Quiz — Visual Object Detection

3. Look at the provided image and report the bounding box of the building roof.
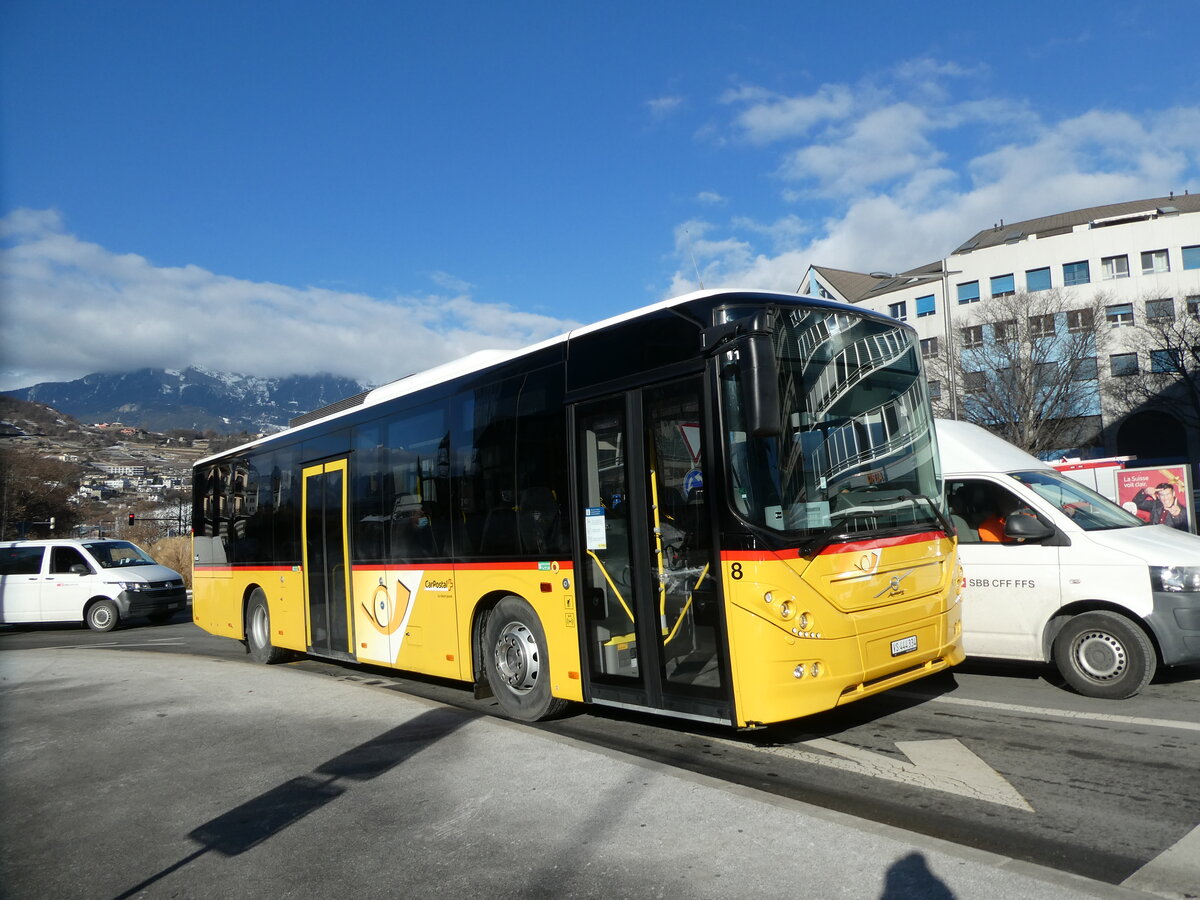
[812,261,945,303]
[953,193,1200,254]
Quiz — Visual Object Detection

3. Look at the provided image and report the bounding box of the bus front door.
[574,378,731,724]
[302,459,355,660]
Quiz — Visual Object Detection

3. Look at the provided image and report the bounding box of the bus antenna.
[685,229,704,289]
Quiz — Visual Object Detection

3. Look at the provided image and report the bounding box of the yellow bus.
[192,289,963,727]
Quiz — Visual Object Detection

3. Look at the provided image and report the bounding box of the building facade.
[801,194,1200,462]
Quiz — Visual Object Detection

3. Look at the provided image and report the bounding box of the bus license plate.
[891,635,918,656]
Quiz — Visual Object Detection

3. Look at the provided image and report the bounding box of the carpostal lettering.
[423,579,453,591]
[968,578,1036,589]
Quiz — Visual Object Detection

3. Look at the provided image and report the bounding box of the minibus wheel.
[246,589,290,664]
[86,599,118,633]
[483,595,569,722]
[1052,611,1156,699]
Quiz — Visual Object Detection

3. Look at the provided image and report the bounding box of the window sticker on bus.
[585,507,607,550]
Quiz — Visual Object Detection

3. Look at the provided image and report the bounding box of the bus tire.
[86,599,119,633]
[246,589,290,665]
[1052,611,1155,699]
[483,595,569,722]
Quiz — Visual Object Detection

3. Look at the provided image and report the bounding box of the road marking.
[715,736,1033,811]
[1121,823,1200,899]
[56,639,185,650]
[892,691,1200,734]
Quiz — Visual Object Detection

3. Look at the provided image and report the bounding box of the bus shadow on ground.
[113,706,477,899]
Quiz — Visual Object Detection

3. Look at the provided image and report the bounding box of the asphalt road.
[3,615,1198,897]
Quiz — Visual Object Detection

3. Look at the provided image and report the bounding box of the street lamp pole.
[940,260,963,420]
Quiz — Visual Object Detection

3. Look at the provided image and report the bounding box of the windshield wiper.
[799,511,878,558]
[909,493,956,537]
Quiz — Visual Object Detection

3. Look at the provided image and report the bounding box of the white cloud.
[695,191,727,205]
[646,94,684,119]
[667,66,1200,289]
[0,210,578,391]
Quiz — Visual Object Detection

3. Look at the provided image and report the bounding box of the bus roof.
[195,289,898,466]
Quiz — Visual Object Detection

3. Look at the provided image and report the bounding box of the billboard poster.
[1114,465,1195,533]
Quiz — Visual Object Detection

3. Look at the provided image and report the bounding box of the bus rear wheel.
[483,595,569,722]
[1052,611,1155,699]
[246,589,290,664]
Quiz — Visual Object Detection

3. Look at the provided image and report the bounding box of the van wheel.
[86,599,119,633]
[1053,611,1155,699]
[246,590,290,664]
[483,595,569,722]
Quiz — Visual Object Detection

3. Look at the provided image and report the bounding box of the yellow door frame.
[301,459,354,656]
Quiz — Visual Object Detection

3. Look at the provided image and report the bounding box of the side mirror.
[1005,512,1054,542]
[69,563,90,576]
[742,331,781,437]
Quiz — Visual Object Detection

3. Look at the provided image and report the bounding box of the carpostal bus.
[192,289,964,728]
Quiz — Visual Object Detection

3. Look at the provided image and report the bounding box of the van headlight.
[114,581,148,591]
[1150,566,1200,592]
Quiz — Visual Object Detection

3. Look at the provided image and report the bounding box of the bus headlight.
[1150,566,1200,592]
[779,600,794,619]
[797,611,811,630]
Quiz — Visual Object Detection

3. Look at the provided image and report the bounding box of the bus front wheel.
[483,595,569,722]
[1052,611,1156,699]
[246,589,290,665]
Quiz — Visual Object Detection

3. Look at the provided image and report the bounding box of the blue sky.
[3,1,1199,391]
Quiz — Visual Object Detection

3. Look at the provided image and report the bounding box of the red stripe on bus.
[193,565,294,573]
[348,561,574,572]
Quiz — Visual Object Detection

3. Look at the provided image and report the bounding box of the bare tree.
[926,288,1111,454]
[0,446,83,539]
[1104,294,1200,431]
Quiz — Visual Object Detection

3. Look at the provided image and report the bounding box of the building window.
[888,301,907,321]
[1184,245,1200,271]
[927,380,942,399]
[964,371,986,393]
[1026,267,1052,292]
[1067,308,1095,332]
[961,325,984,348]
[1141,249,1170,274]
[957,281,980,304]
[1072,357,1099,381]
[1062,260,1091,286]
[990,273,1015,297]
[1145,298,1175,321]
[1110,353,1139,376]
[1029,314,1056,338]
[993,319,1017,342]
[1188,296,1200,319]
[1106,303,1134,327]
[916,294,936,317]
[920,336,939,358]
[1151,349,1181,373]
[1102,254,1129,279]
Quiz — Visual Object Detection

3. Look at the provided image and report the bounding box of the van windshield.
[1009,470,1144,531]
[81,541,157,568]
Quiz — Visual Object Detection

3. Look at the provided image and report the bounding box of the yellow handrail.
[585,549,636,625]
[663,563,709,645]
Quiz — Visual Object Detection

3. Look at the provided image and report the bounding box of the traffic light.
[128,513,136,525]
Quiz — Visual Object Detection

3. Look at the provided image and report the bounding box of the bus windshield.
[720,305,944,543]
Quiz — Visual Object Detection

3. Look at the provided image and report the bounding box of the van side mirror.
[1005,512,1054,542]
[69,563,90,576]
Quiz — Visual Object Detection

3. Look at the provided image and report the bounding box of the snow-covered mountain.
[2,367,369,434]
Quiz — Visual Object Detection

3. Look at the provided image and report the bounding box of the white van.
[0,539,187,632]
[937,418,1200,699]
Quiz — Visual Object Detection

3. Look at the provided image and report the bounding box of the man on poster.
[1133,481,1190,531]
